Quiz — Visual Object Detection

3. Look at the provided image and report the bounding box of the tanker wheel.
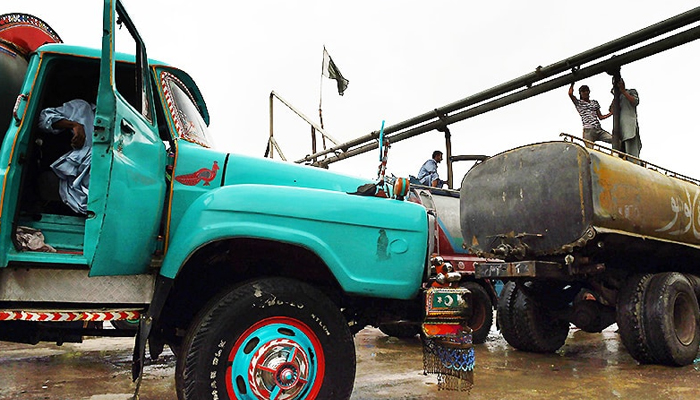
[616,273,657,364]
[497,281,529,350]
[461,281,493,344]
[643,272,700,366]
[378,324,420,339]
[498,281,569,353]
[175,278,356,400]
[514,281,569,353]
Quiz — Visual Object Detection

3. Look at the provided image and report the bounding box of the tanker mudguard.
[161,183,429,300]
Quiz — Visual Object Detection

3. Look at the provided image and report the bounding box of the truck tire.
[513,282,569,353]
[616,273,656,364]
[498,281,569,353]
[461,281,493,344]
[378,324,420,339]
[175,278,356,400]
[497,281,529,350]
[643,272,700,366]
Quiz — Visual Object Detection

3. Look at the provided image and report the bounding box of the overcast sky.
[7,1,700,185]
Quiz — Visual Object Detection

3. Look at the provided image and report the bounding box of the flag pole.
[319,46,325,130]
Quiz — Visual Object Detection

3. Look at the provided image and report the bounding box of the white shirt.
[39,99,96,214]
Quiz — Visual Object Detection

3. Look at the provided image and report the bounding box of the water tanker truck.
[463,137,700,366]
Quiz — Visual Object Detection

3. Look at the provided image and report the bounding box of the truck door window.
[114,1,153,124]
[160,72,212,147]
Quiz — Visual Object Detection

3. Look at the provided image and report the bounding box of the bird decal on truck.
[174,161,219,186]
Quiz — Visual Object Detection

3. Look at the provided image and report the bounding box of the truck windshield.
[161,71,212,147]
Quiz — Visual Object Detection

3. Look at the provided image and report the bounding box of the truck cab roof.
[36,42,168,68]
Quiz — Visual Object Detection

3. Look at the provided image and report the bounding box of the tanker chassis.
[463,138,700,366]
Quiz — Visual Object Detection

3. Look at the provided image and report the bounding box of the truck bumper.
[421,286,474,391]
[474,260,566,279]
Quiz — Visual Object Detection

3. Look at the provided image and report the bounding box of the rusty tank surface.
[462,137,700,367]
[461,139,700,267]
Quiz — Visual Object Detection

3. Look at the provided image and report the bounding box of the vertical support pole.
[610,68,622,151]
[268,92,274,159]
[311,127,317,164]
[444,127,453,189]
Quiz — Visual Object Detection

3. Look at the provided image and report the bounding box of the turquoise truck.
[0,1,473,399]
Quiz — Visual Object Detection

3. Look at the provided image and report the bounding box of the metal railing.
[560,133,700,186]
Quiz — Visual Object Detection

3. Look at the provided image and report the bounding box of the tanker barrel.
[460,141,700,263]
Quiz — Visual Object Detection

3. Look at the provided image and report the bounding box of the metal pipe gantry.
[294,7,700,187]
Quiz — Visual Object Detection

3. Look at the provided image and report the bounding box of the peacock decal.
[174,161,220,186]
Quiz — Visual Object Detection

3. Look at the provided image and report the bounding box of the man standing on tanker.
[568,82,612,145]
[609,77,641,157]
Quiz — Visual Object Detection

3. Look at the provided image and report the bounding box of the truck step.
[0,268,155,304]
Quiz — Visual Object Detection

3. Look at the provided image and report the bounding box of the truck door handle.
[121,119,135,135]
[13,94,28,125]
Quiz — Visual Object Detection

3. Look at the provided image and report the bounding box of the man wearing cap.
[568,82,612,145]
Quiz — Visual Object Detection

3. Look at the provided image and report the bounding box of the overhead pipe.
[311,24,700,167]
[296,7,700,165]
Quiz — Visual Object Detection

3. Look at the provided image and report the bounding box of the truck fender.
[159,184,429,299]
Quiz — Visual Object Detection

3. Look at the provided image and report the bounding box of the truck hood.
[223,152,372,194]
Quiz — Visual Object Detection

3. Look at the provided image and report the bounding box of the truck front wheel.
[175,278,356,400]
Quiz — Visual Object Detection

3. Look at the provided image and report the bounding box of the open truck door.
[86,0,166,275]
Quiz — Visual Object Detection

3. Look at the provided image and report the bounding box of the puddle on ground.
[0,325,698,399]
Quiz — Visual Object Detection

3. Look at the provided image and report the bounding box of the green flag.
[322,47,349,96]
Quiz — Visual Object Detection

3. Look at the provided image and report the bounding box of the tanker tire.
[175,278,356,400]
[462,281,493,344]
[643,272,700,366]
[497,281,529,350]
[616,273,657,364]
[378,324,420,339]
[512,282,569,353]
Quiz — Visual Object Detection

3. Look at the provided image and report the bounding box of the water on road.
[0,324,698,399]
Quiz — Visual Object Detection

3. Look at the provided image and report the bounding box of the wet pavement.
[0,324,699,399]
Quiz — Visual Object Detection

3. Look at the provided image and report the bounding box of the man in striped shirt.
[568,83,612,145]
